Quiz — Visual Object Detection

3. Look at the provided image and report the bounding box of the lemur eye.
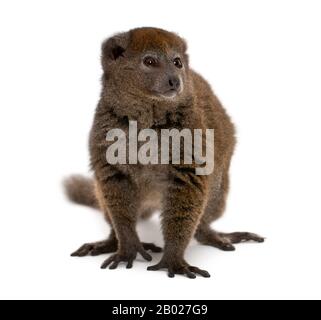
[173,57,183,69]
[143,56,158,67]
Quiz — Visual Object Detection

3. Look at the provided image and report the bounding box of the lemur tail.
[63,175,98,209]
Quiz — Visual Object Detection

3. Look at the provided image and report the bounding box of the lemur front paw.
[147,257,210,279]
[100,244,156,270]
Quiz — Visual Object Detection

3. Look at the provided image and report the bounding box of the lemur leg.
[100,173,161,269]
[148,167,210,279]
[195,172,264,251]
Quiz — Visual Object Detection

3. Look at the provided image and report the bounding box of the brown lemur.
[64,27,264,279]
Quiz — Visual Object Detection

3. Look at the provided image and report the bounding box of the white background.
[0,0,320,300]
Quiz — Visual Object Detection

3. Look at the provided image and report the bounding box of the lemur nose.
[168,76,180,90]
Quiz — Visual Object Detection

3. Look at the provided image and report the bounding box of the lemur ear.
[102,32,129,61]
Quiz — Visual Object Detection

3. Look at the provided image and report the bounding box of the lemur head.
[101,27,192,101]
